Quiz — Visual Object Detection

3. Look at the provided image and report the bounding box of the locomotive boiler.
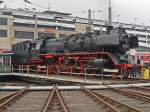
[41,26,137,53]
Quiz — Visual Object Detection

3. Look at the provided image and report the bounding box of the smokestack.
[48,0,51,11]
[108,0,112,26]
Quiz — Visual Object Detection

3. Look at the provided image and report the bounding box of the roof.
[42,10,72,16]
[0,49,13,54]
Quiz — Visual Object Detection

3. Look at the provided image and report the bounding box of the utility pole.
[25,1,26,9]
[87,9,93,32]
[146,27,148,44]
[117,14,120,25]
[33,13,38,40]
[48,0,51,11]
[54,15,59,38]
[108,0,112,26]
[142,23,148,44]
[134,17,137,25]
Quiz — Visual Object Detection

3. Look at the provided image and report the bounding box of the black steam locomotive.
[12,26,138,77]
[39,26,138,63]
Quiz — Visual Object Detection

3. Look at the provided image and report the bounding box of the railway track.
[129,87,150,93]
[61,90,106,112]
[80,86,144,112]
[0,86,30,111]
[93,88,150,112]
[0,87,49,112]
[0,92,18,106]
[5,91,49,112]
[0,85,149,112]
[42,85,68,112]
[122,87,150,98]
[106,86,150,102]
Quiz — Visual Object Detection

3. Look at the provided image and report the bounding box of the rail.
[0,86,30,111]
[80,86,120,112]
[42,85,56,112]
[122,88,150,98]
[55,87,68,112]
[92,91,142,112]
[81,85,143,112]
[106,86,150,102]
[42,84,68,112]
[0,92,18,104]
[135,86,150,92]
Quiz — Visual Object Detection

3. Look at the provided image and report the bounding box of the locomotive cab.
[30,41,42,59]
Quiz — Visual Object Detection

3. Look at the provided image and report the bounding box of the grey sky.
[1,0,150,26]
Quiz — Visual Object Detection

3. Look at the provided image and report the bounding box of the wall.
[0,15,14,49]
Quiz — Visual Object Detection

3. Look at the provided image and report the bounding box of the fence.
[11,65,149,80]
[0,66,12,73]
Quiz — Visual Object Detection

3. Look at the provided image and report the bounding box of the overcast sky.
[1,0,150,26]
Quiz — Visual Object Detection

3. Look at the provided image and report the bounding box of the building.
[0,48,12,66]
[0,14,13,49]
[0,8,150,51]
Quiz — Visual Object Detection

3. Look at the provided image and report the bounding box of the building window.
[14,23,35,27]
[16,46,19,51]
[138,34,146,38]
[12,46,17,51]
[0,17,7,25]
[38,32,55,39]
[0,30,7,37]
[23,44,26,50]
[14,31,34,39]
[139,40,146,43]
[20,45,22,51]
[58,27,75,31]
[147,41,150,44]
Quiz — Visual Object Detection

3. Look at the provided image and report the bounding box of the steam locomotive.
[12,26,139,78]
